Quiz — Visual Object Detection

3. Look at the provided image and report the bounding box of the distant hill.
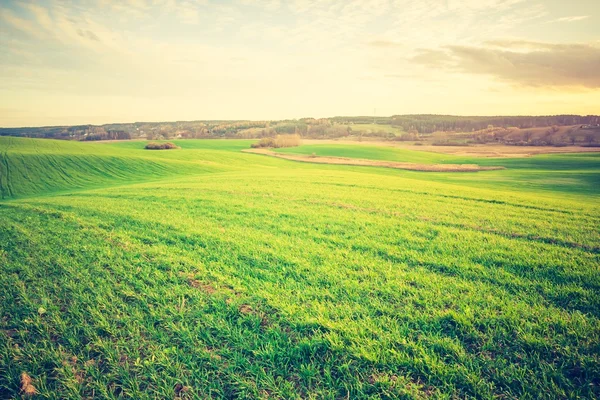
[1,115,599,146]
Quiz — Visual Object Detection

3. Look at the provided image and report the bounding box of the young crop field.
[1,137,599,399]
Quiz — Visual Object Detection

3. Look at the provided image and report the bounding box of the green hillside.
[1,138,599,399]
[0,138,273,199]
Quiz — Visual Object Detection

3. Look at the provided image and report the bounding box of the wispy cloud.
[239,0,281,12]
[551,15,589,23]
[413,41,600,88]
[97,0,208,24]
[22,3,53,32]
[365,40,403,48]
[0,7,43,39]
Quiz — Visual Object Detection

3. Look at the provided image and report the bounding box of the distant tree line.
[1,115,598,144]
[84,130,131,141]
[0,125,131,141]
[370,115,598,134]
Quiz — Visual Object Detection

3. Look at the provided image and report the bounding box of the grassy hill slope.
[0,138,277,199]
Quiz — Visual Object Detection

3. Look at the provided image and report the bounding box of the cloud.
[77,29,100,41]
[444,0,526,12]
[551,16,589,23]
[366,40,403,48]
[97,0,208,24]
[127,0,148,8]
[0,7,43,38]
[239,0,281,12]
[410,49,453,67]
[22,3,53,32]
[175,4,200,24]
[413,41,600,88]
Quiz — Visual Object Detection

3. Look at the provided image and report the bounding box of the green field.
[276,144,600,196]
[1,137,599,399]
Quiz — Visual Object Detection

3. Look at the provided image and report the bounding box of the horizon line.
[2,113,600,130]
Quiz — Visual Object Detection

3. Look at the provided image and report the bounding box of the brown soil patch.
[238,304,270,326]
[189,279,217,294]
[243,148,504,172]
[20,372,37,396]
[301,139,600,157]
[407,145,600,157]
[174,383,191,397]
[179,272,217,294]
[239,304,254,314]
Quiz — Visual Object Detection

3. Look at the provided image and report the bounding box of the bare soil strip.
[242,148,505,172]
[300,140,600,157]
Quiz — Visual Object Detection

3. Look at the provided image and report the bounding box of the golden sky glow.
[1,0,599,127]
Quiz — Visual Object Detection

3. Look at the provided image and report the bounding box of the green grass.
[276,144,600,196]
[1,138,599,399]
[0,137,276,199]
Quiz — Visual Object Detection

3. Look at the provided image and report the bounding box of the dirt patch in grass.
[179,272,218,294]
[239,304,254,314]
[405,144,600,157]
[61,354,86,384]
[243,148,504,172]
[301,139,600,157]
[238,303,271,326]
[20,372,37,396]
[174,383,191,397]
[188,279,217,294]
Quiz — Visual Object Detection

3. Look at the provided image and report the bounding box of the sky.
[0,0,599,127]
